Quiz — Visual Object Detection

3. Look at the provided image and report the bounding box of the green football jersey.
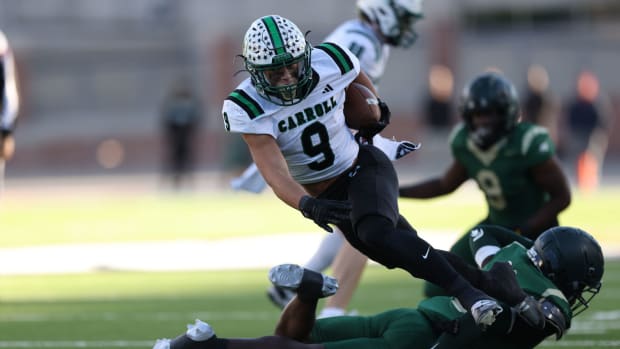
[418,243,571,327]
[418,242,572,348]
[483,242,572,325]
[450,122,555,228]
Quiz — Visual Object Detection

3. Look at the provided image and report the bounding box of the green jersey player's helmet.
[242,15,313,106]
[459,72,520,149]
[357,0,424,48]
[528,226,604,315]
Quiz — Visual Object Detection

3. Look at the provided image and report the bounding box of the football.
[343,82,381,130]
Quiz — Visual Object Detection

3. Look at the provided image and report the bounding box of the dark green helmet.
[528,226,604,316]
[459,72,520,149]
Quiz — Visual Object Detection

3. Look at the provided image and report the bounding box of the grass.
[1,184,619,247]
[0,180,619,348]
[0,263,619,348]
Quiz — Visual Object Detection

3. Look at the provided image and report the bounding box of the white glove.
[371,135,420,161]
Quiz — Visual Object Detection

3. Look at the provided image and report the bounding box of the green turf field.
[1,263,619,348]
[1,185,618,247]
[1,185,619,348]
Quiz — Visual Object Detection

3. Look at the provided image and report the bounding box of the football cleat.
[153,339,170,349]
[153,319,215,349]
[266,285,296,309]
[269,264,338,300]
[470,299,503,327]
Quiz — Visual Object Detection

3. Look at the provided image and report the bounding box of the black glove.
[480,262,545,330]
[299,195,352,232]
[516,296,546,330]
[357,99,391,142]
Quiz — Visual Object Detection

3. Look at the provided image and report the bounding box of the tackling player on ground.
[153,225,604,349]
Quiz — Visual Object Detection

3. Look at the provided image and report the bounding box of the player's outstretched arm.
[399,161,468,198]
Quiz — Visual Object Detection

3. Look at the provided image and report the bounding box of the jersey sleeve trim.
[226,89,264,120]
[521,126,550,155]
[448,123,465,143]
[315,43,354,75]
[541,288,568,303]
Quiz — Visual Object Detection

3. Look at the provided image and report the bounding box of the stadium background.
[0,0,619,180]
[1,1,620,348]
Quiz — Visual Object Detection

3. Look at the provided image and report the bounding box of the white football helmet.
[356,0,424,48]
[242,15,313,105]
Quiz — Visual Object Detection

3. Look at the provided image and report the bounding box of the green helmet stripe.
[227,89,264,119]
[316,43,353,75]
[262,16,286,55]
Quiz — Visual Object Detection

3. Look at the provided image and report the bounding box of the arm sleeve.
[222,99,273,136]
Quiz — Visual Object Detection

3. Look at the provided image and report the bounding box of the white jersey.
[0,31,19,133]
[222,43,361,185]
[324,19,390,87]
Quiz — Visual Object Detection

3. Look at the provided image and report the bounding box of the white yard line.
[0,231,462,275]
[1,231,619,276]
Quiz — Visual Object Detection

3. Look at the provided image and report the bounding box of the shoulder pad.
[541,298,567,340]
[315,43,355,75]
[226,89,265,120]
[520,124,551,155]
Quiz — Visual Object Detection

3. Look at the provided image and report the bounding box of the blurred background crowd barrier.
[1,0,619,185]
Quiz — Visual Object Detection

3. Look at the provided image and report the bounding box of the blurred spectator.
[160,80,201,190]
[522,64,559,144]
[0,30,20,192]
[423,64,454,132]
[564,70,612,193]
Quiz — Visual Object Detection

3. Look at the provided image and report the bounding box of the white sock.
[304,229,345,272]
[318,307,346,319]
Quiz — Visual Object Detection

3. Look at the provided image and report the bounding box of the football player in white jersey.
[0,30,20,190]
[222,14,502,328]
[232,0,424,314]
[231,0,423,194]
